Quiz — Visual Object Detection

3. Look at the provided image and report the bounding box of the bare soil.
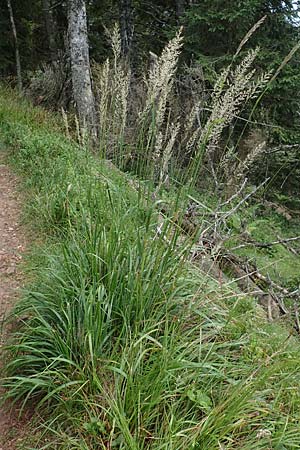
[0,160,31,449]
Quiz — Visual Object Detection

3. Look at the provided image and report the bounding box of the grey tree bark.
[175,0,186,20]
[119,0,133,57]
[68,0,97,143]
[42,0,57,62]
[7,0,22,92]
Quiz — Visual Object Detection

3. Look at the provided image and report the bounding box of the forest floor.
[0,157,30,449]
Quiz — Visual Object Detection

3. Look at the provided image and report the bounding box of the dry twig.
[232,235,300,251]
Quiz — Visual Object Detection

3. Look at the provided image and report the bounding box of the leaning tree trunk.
[7,0,22,92]
[42,0,57,62]
[175,0,186,20]
[119,0,133,57]
[68,0,97,143]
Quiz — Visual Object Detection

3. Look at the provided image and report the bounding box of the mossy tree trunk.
[68,0,97,144]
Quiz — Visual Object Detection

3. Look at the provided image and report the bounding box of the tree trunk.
[119,0,133,57]
[42,0,57,62]
[175,0,186,20]
[68,0,97,143]
[7,0,22,92]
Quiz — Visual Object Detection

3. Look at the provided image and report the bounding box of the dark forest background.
[2,0,300,193]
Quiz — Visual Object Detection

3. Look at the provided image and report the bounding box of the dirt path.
[0,160,29,449]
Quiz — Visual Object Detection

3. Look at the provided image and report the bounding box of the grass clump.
[1,88,300,449]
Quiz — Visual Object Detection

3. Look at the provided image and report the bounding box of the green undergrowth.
[1,87,300,449]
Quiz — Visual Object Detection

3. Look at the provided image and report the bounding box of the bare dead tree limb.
[7,0,22,92]
[232,235,300,251]
[276,235,300,256]
[220,179,269,221]
[219,178,248,208]
[294,302,300,334]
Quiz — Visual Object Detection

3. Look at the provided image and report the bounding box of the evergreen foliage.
[179,0,300,137]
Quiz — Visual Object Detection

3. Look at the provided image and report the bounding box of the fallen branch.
[157,180,297,323]
[264,144,300,154]
[232,235,300,251]
[294,302,300,334]
[263,200,300,219]
[276,235,299,256]
[217,178,269,222]
[219,178,248,208]
[191,236,297,319]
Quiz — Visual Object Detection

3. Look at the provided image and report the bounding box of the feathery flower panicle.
[237,141,266,177]
[159,121,180,180]
[61,107,70,140]
[95,58,109,145]
[135,28,183,176]
[234,16,266,58]
[94,24,130,162]
[201,48,260,158]
[140,29,183,139]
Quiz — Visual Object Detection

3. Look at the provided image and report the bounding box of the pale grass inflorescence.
[138,28,183,159]
[194,48,267,180]
[93,26,185,180]
[94,24,130,164]
[93,22,273,192]
[67,19,298,193]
